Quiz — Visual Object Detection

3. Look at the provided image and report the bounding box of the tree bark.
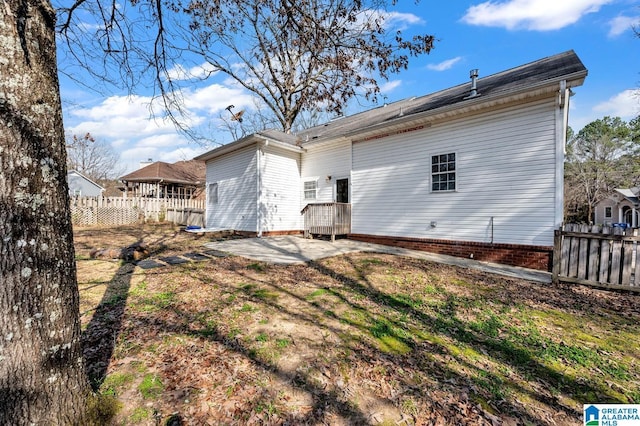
[0,0,90,423]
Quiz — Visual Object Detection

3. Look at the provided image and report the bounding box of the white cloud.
[608,15,638,37]
[383,11,425,30]
[166,64,190,81]
[427,57,463,72]
[379,80,402,93]
[117,134,196,175]
[166,63,219,81]
[462,0,612,31]
[66,83,255,143]
[134,134,187,148]
[70,94,153,120]
[160,146,207,164]
[182,84,255,114]
[355,9,424,31]
[593,89,640,119]
[63,82,259,175]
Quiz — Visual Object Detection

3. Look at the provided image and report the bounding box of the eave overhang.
[194,132,304,163]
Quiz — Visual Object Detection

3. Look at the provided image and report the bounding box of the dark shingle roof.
[296,50,587,143]
[258,129,300,145]
[120,160,206,185]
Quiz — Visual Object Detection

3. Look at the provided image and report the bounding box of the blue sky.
[59,0,640,176]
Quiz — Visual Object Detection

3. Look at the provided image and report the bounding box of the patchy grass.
[100,372,135,396]
[139,374,164,400]
[76,223,640,425]
[129,407,151,423]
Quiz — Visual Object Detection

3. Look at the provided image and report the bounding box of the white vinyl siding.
[301,139,352,203]
[260,145,302,232]
[205,144,257,232]
[351,99,558,246]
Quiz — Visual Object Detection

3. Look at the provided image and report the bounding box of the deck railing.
[301,202,351,241]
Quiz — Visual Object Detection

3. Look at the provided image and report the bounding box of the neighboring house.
[194,51,588,271]
[67,170,104,197]
[120,160,206,200]
[594,188,640,227]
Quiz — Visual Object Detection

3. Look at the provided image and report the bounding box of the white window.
[605,206,612,219]
[303,180,317,200]
[208,183,218,204]
[431,153,456,192]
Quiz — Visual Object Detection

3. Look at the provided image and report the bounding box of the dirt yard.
[74,223,640,425]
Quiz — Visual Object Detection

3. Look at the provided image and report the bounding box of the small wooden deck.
[301,202,351,242]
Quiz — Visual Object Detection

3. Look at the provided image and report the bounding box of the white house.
[195,51,588,271]
[594,188,640,227]
[67,170,104,197]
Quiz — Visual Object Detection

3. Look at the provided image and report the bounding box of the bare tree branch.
[56,0,434,138]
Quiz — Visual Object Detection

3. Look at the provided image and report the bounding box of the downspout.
[490,216,494,244]
[555,80,570,230]
[256,142,264,237]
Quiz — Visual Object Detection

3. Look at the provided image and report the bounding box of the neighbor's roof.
[67,170,105,190]
[615,188,640,204]
[120,160,206,185]
[194,50,587,161]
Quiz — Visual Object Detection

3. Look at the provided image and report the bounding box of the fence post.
[552,228,562,284]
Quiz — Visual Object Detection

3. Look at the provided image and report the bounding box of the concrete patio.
[203,236,551,284]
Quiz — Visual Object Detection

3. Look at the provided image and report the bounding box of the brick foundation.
[348,234,552,271]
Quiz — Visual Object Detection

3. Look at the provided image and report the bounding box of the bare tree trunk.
[0,0,90,423]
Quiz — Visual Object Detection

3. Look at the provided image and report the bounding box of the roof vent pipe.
[465,69,480,99]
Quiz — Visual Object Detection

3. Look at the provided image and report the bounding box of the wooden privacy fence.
[301,202,351,242]
[70,196,205,226]
[166,208,205,228]
[553,223,640,292]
